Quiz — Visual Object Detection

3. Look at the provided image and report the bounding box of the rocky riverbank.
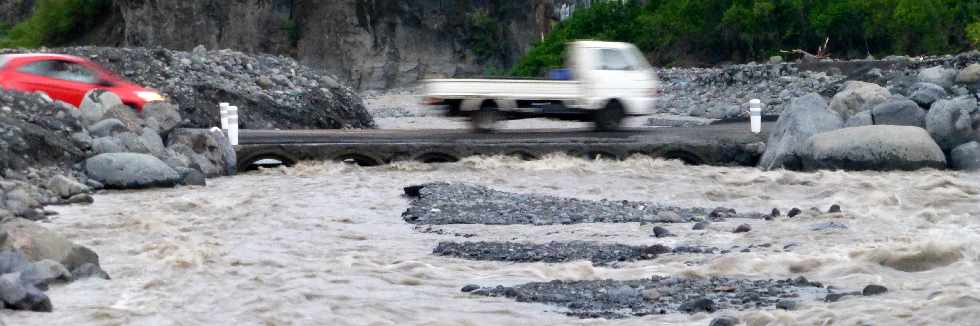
[0,85,238,311]
[655,52,980,119]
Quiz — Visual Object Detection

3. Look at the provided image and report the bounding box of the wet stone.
[776,299,798,310]
[469,276,828,319]
[771,208,781,217]
[652,226,674,238]
[679,297,715,313]
[402,183,762,225]
[710,316,740,326]
[733,224,752,233]
[788,208,802,218]
[863,284,888,296]
[828,204,842,213]
[461,284,480,293]
[692,221,710,230]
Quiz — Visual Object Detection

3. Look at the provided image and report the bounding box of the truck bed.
[424,78,581,101]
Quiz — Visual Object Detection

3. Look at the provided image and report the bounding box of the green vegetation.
[0,0,113,48]
[969,22,980,48]
[514,0,980,77]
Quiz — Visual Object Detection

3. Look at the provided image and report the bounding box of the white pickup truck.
[423,41,659,131]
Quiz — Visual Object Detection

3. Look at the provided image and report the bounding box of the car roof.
[0,53,87,67]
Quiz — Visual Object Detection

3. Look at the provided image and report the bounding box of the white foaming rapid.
[2,155,979,325]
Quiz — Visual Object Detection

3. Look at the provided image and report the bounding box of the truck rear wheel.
[594,101,625,131]
[471,101,500,133]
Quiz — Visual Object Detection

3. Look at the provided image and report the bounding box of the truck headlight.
[136,91,165,102]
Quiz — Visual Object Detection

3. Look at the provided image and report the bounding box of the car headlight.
[136,91,165,102]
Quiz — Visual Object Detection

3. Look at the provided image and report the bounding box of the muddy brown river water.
[2,156,979,325]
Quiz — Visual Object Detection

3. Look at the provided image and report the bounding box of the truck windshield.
[595,47,651,71]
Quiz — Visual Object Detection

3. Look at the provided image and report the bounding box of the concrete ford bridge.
[233,123,769,170]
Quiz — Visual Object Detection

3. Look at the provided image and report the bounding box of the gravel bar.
[402,183,763,225]
[466,276,828,319]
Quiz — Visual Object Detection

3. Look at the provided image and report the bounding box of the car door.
[15,60,99,107]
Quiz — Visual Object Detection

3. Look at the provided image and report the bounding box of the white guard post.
[227,106,239,146]
[219,102,230,130]
[749,99,762,134]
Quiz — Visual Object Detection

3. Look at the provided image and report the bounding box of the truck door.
[586,48,649,110]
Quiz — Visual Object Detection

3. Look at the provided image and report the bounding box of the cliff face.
[103,0,557,90]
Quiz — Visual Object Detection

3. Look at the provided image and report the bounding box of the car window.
[18,60,99,84]
[596,49,633,71]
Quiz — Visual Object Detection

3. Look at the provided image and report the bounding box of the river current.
[2,155,979,325]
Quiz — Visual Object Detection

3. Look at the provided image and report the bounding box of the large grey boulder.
[141,102,182,137]
[760,93,844,170]
[829,81,890,119]
[166,129,236,177]
[955,64,980,84]
[0,219,104,273]
[84,153,181,189]
[79,90,123,126]
[926,96,979,151]
[800,126,946,171]
[951,141,980,171]
[918,66,957,90]
[870,98,927,128]
[909,82,947,108]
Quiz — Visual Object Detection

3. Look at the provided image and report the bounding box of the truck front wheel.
[471,101,500,133]
[594,101,625,131]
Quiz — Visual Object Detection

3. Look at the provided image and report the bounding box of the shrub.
[0,0,113,48]
[969,22,980,48]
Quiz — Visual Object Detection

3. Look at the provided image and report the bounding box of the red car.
[0,53,164,109]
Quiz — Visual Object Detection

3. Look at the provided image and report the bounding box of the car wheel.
[471,101,500,133]
[594,101,625,131]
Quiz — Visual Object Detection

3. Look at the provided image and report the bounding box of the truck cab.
[423,41,659,132]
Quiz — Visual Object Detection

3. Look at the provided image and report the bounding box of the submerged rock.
[863,284,889,296]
